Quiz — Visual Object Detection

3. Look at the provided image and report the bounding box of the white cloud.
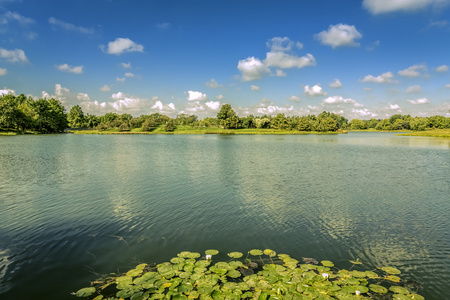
[237,57,270,81]
[121,62,131,68]
[315,24,362,48]
[216,94,224,100]
[266,37,303,52]
[363,0,449,14]
[251,85,260,91]
[205,78,222,88]
[156,22,171,30]
[274,69,286,77]
[389,103,401,110]
[100,84,111,92]
[56,63,83,74]
[205,101,221,110]
[55,84,70,97]
[398,64,427,77]
[288,96,300,102]
[151,100,176,112]
[103,38,144,55]
[77,93,90,101]
[257,105,294,115]
[359,71,396,83]
[304,84,327,96]
[323,96,359,105]
[125,72,135,77]
[352,108,377,117]
[405,85,421,93]
[0,48,28,63]
[366,40,381,51]
[436,65,448,72]
[407,97,429,104]
[329,79,342,88]
[1,11,34,26]
[116,77,126,82]
[0,88,15,96]
[186,90,208,101]
[264,52,316,69]
[0,68,7,76]
[48,17,94,34]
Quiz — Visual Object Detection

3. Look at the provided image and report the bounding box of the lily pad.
[321,260,334,267]
[187,252,201,259]
[349,258,362,265]
[302,258,319,265]
[227,269,242,278]
[263,249,276,257]
[205,249,219,256]
[249,249,263,256]
[389,286,410,294]
[381,267,401,275]
[408,294,425,300]
[365,271,378,279]
[170,257,185,264]
[227,252,243,258]
[392,294,411,300]
[197,283,214,295]
[369,284,388,294]
[386,275,401,282]
[75,287,96,297]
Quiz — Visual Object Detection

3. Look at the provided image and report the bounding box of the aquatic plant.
[73,249,424,299]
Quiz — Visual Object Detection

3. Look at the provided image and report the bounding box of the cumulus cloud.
[1,11,34,26]
[304,84,327,96]
[151,100,176,112]
[0,68,7,76]
[216,94,224,100]
[351,108,377,117]
[205,78,222,88]
[125,72,135,78]
[121,62,131,68]
[186,90,208,101]
[56,63,83,74]
[251,85,260,91]
[100,84,111,92]
[405,85,421,93]
[389,103,401,110]
[0,48,28,63]
[315,24,362,48]
[323,96,357,105]
[116,77,126,82]
[363,0,449,14]
[398,64,427,77]
[77,93,90,101]
[48,17,94,34]
[266,37,303,52]
[329,79,342,88]
[0,88,15,96]
[205,101,221,110]
[436,65,448,72]
[288,96,300,102]
[407,98,429,104]
[274,69,287,77]
[264,52,316,69]
[359,71,397,83]
[102,38,144,55]
[237,57,270,81]
[257,105,294,115]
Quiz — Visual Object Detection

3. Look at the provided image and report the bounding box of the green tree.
[32,98,68,133]
[349,119,366,130]
[271,113,288,130]
[217,104,239,129]
[165,119,175,132]
[410,117,429,131]
[297,116,311,131]
[67,105,85,128]
[314,116,337,132]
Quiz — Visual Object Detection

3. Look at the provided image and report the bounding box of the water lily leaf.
[392,295,410,300]
[150,293,164,299]
[127,268,144,277]
[386,275,401,282]
[178,251,193,258]
[241,292,253,298]
[178,283,194,293]
[249,249,263,256]
[350,270,366,278]
[228,261,243,268]
[172,294,188,300]
[197,283,214,295]
[179,272,192,279]
[369,284,388,294]
[349,258,362,265]
[215,262,232,270]
[196,260,211,268]
[408,294,425,300]
[117,283,133,290]
[389,286,410,294]
[187,252,201,259]
[302,258,319,265]
[226,269,241,278]
[211,290,225,300]
[116,288,135,298]
[263,249,276,257]
[365,271,378,279]
[131,291,148,300]
[205,250,219,256]
[171,257,185,264]
[191,273,204,281]
[93,295,104,300]
[381,267,401,275]
[355,286,369,293]
[227,252,243,258]
[188,290,199,298]
[321,260,334,267]
[75,287,96,297]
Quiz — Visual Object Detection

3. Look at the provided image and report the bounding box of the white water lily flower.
[322,273,329,279]
[356,290,360,296]
[206,254,212,260]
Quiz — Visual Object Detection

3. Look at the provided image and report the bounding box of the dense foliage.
[1,95,449,134]
[73,249,424,300]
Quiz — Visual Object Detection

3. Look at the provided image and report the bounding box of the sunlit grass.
[397,129,450,138]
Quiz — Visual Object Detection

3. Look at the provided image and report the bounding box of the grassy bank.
[396,129,450,138]
[70,126,346,135]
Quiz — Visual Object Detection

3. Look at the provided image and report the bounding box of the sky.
[0,0,450,120]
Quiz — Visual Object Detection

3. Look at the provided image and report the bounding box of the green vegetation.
[2,93,449,136]
[73,249,424,300]
[396,129,450,138]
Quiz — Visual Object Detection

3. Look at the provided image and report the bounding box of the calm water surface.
[0,133,449,299]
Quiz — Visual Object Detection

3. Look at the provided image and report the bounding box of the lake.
[0,133,449,299]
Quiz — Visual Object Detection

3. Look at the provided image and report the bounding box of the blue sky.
[1,0,449,119]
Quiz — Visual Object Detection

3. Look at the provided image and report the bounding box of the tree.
[297,116,311,131]
[32,98,68,133]
[165,119,175,132]
[314,116,337,132]
[410,117,429,131]
[67,105,85,128]
[217,104,239,129]
[349,119,366,130]
[271,113,288,130]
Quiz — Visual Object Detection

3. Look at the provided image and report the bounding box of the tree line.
[1,94,449,133]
